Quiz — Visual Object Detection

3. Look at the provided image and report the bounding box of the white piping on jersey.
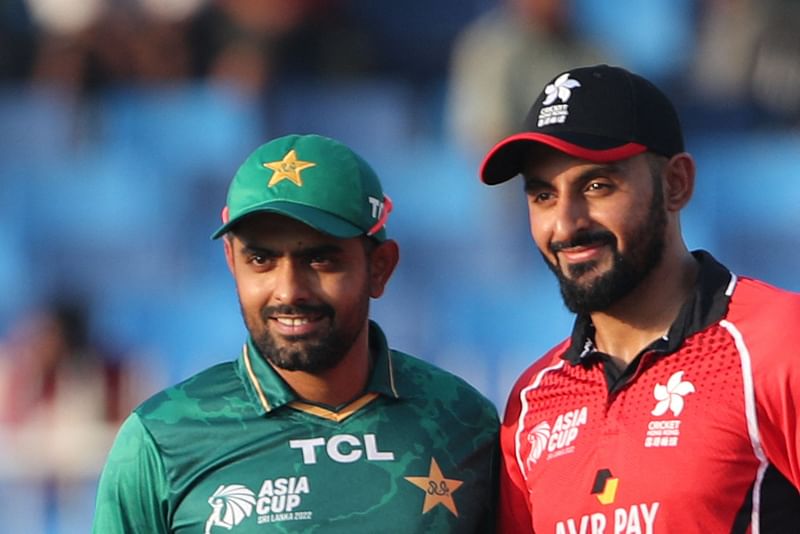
[721,319,767,534]
[725,273,738,297]
[515,360,566,481]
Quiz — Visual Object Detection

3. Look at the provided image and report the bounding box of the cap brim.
[211,201,367,240]
[479,132,648,185]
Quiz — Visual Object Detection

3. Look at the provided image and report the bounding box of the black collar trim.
[563,250,735,365]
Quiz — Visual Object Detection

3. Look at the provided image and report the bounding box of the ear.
[368,239,399,298]
[663,153,695,211]
[223,235,236,275]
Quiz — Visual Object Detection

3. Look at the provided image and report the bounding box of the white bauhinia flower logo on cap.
[542,73,582,105]
[651,371,695,417]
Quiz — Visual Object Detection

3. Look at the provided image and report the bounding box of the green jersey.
[93,322,499,533]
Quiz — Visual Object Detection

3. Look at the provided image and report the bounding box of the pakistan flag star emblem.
[404,458,463,516]
[263,149,316,187]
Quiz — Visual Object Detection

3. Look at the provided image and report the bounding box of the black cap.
[480,64,685,184]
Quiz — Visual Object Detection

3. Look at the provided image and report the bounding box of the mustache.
[261,303,334,320]
[550,231,615,254]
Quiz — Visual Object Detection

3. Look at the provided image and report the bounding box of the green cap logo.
[263,149,316,187]
[211,134,391,241]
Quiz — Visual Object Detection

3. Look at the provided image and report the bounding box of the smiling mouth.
[270,313,328,337]
[559,244,605,264]
[551,231,615,255]
[263,304,333,335]
[275,317,312,327]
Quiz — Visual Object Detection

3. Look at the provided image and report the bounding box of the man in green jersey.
[92,134,499,533]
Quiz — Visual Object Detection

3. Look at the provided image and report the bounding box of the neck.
[271,323,372,407]
[590,249,698,369]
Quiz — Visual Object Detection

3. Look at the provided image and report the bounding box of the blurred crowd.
[1,0,798,140]
[0,297,158,473]
[447,0,800,154]
[0,0,484,96]
[8,0,378,96]
[0,296,163,533]
[2,0,800,531]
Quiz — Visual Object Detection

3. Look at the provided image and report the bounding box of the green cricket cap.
[211,134,392,241]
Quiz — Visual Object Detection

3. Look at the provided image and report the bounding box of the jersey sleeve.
[92,412,170,533]
[498,378,535,534]
[752,294,800,489]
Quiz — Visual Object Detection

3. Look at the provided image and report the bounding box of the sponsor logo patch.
[205,476,313,531]
[526,406,588,466]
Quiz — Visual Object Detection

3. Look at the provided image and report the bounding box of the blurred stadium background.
[1,0,799,531]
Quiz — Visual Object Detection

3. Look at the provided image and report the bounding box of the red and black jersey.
[499,251,800,533]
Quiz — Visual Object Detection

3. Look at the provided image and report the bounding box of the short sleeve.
[498,383,535,534]
[92,412,171,533]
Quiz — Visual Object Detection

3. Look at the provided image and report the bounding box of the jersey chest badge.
[404,457,464,517]
[205,477,314,532]
[525,406,588,468]
[644,371,695,449]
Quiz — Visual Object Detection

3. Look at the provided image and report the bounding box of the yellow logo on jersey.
[592,468,619,505]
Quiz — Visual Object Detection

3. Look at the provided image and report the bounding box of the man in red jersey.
[480,64,800,533]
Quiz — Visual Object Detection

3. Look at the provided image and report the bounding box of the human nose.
[271,260,311,304]
[551,195,590,243]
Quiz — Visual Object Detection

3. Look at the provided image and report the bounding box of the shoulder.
[509,340,572,396]
[724,276,800,370]
[730,276,800,311]
[133,360,247,428]
[389,350,499,422]
[122,359,261,476]
[502,339,571,419]
[726,276,800,335]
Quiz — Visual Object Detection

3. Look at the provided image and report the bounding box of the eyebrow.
[524,163,625,192]
[239,241,344,258]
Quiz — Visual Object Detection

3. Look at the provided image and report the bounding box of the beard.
[243,290,370,374]
[543,178,667,315]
